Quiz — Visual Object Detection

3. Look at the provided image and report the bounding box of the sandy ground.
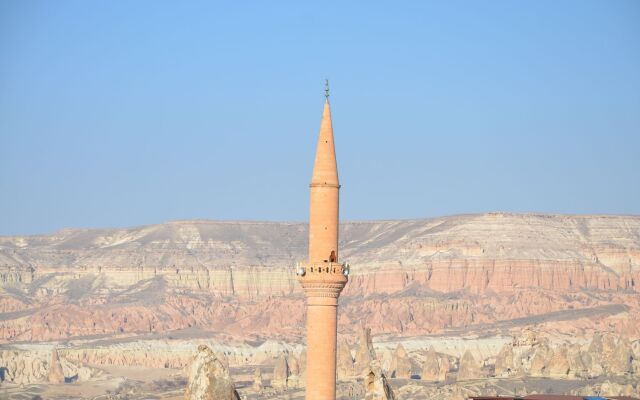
[1,365,184,400]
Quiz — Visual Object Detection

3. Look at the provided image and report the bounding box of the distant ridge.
[1,213,639,272]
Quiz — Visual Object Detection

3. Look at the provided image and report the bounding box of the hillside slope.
[0,213,638,342]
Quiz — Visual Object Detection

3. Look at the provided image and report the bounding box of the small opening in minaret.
[329,251,336,263]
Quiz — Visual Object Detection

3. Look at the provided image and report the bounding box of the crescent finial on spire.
[324,79,330,101]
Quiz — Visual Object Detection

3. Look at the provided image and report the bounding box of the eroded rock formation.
[184,345,239,400]
[0,215,639,399]
[530,341,554,376]
[457,350,485,381]
[47,348,65,384]
[337,339,355,379]
[0,348,97,385]
[364,361,395,400]
[1,215,639,344]
[488,331,638,380]
[593,334,634,375]
[494,343,515,377]
[572,379,638,397]
[252,367,263,392]
[0,349,48,385]
[421,347,440,381]
[390,343,411,379]
[271,354,289,390]
[354,327,377,375]
[547,345,570,377]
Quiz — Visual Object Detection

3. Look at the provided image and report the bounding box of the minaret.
[296,81,349,400]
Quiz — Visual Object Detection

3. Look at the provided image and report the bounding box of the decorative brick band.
[309,182,341,188]
[300,281,346,299]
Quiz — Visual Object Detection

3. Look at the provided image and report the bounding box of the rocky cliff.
[1,214,638,293]
[0,213,638,343]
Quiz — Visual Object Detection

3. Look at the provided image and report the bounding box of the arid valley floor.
[1,213,639,399]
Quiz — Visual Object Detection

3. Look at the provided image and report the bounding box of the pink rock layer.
[0,213,638,342]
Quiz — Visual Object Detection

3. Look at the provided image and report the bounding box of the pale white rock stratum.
[0,213,638,296]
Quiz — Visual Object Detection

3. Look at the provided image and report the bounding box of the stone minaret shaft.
[297,93,348,400]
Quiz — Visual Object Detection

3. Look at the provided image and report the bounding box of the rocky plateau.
[0,213,639,399]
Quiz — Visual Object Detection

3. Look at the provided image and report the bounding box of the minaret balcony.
[295,261,349,298]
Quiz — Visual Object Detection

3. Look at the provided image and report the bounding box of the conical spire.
[311,93,339,187]
[300,83,347,400]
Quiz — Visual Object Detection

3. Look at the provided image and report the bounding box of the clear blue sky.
[1,1,639,235]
